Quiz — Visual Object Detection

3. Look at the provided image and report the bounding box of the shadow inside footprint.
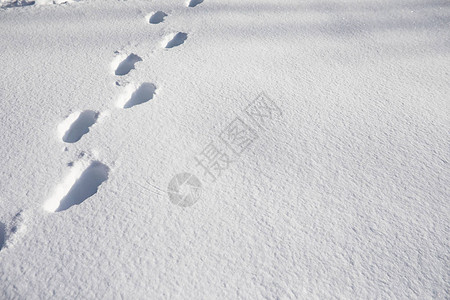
[188,0,203,7]
[115,53,142,76]
[149,11,167,24]
[165,32,188,49]
[56,161,109,212]
[124,83,156,109]
[2,1,35,8]
[0,222,5,251]
[63,110,99,143]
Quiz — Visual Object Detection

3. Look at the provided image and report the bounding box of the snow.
[0,0,449,298]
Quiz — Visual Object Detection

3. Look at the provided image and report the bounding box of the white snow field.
[0,0,449,298]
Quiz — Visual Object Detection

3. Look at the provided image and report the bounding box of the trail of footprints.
[41,1,203,215]
[0,0,204,254]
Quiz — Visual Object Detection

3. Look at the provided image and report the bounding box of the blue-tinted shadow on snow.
[56,161,109,212]
[149,11,167,24]
[123,82,156,109]
[115,54,142,76]
[1,1,35,8]
[63,110,99,143]
[0,222,5,251]
[188,0,203,8]
[165,32,188,49]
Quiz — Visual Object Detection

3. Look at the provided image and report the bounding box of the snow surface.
[0,0,449,298]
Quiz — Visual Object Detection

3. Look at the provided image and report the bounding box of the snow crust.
[0,0,449,298]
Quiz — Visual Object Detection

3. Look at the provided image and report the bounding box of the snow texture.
[0,0,449,299]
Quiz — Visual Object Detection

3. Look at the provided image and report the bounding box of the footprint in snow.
[1,0,35,8]
[0,211,27,251]
[162,32,188,49]
[44,161,110,212]
[117,82,157,109]
[113,53,143,76]
[187,0,203,7]
[58,110,99,143]
[148,11,167,24]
